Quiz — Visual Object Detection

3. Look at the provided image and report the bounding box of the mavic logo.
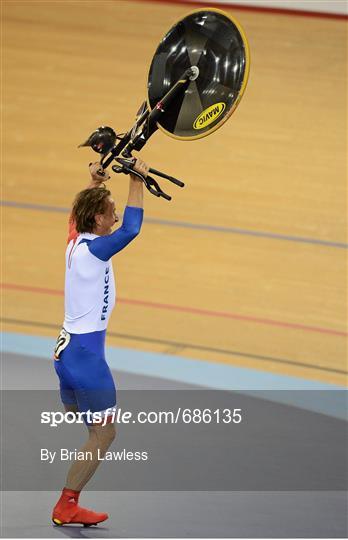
[193,102,226,130]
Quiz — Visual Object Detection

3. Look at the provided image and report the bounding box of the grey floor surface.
[1,352,347,538]
[1,490,347,538]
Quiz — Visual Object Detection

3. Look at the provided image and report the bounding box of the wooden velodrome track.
[2,0,347,387]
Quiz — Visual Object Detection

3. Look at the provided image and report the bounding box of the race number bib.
[54,328,71,359]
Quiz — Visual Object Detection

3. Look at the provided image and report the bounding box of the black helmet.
[79,126,117,155]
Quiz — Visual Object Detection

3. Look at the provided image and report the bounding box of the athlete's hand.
[131,157,149,180]
[89,161,111,185]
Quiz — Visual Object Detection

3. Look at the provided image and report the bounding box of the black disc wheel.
[147,8,250,140]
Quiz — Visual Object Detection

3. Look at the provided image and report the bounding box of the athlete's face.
[98,197,119,235]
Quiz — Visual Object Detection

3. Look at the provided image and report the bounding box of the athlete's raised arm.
[67,162,109,243]
[126,159,147,209]
[67,158,147,246]
[87,158,147,261]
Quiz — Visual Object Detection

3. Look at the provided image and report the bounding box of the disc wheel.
[147,8,250,140]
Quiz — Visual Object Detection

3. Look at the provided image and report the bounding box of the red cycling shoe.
[52,488,108,527]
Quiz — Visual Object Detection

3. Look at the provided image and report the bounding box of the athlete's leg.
[53,332,116,525]
[62,403,115,491]
[64,403,78,414]
[65,422,116,491]
[52,421,115,526]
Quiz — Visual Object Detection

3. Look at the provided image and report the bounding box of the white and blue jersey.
[54,206,143,420]
[63,233,116,334]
